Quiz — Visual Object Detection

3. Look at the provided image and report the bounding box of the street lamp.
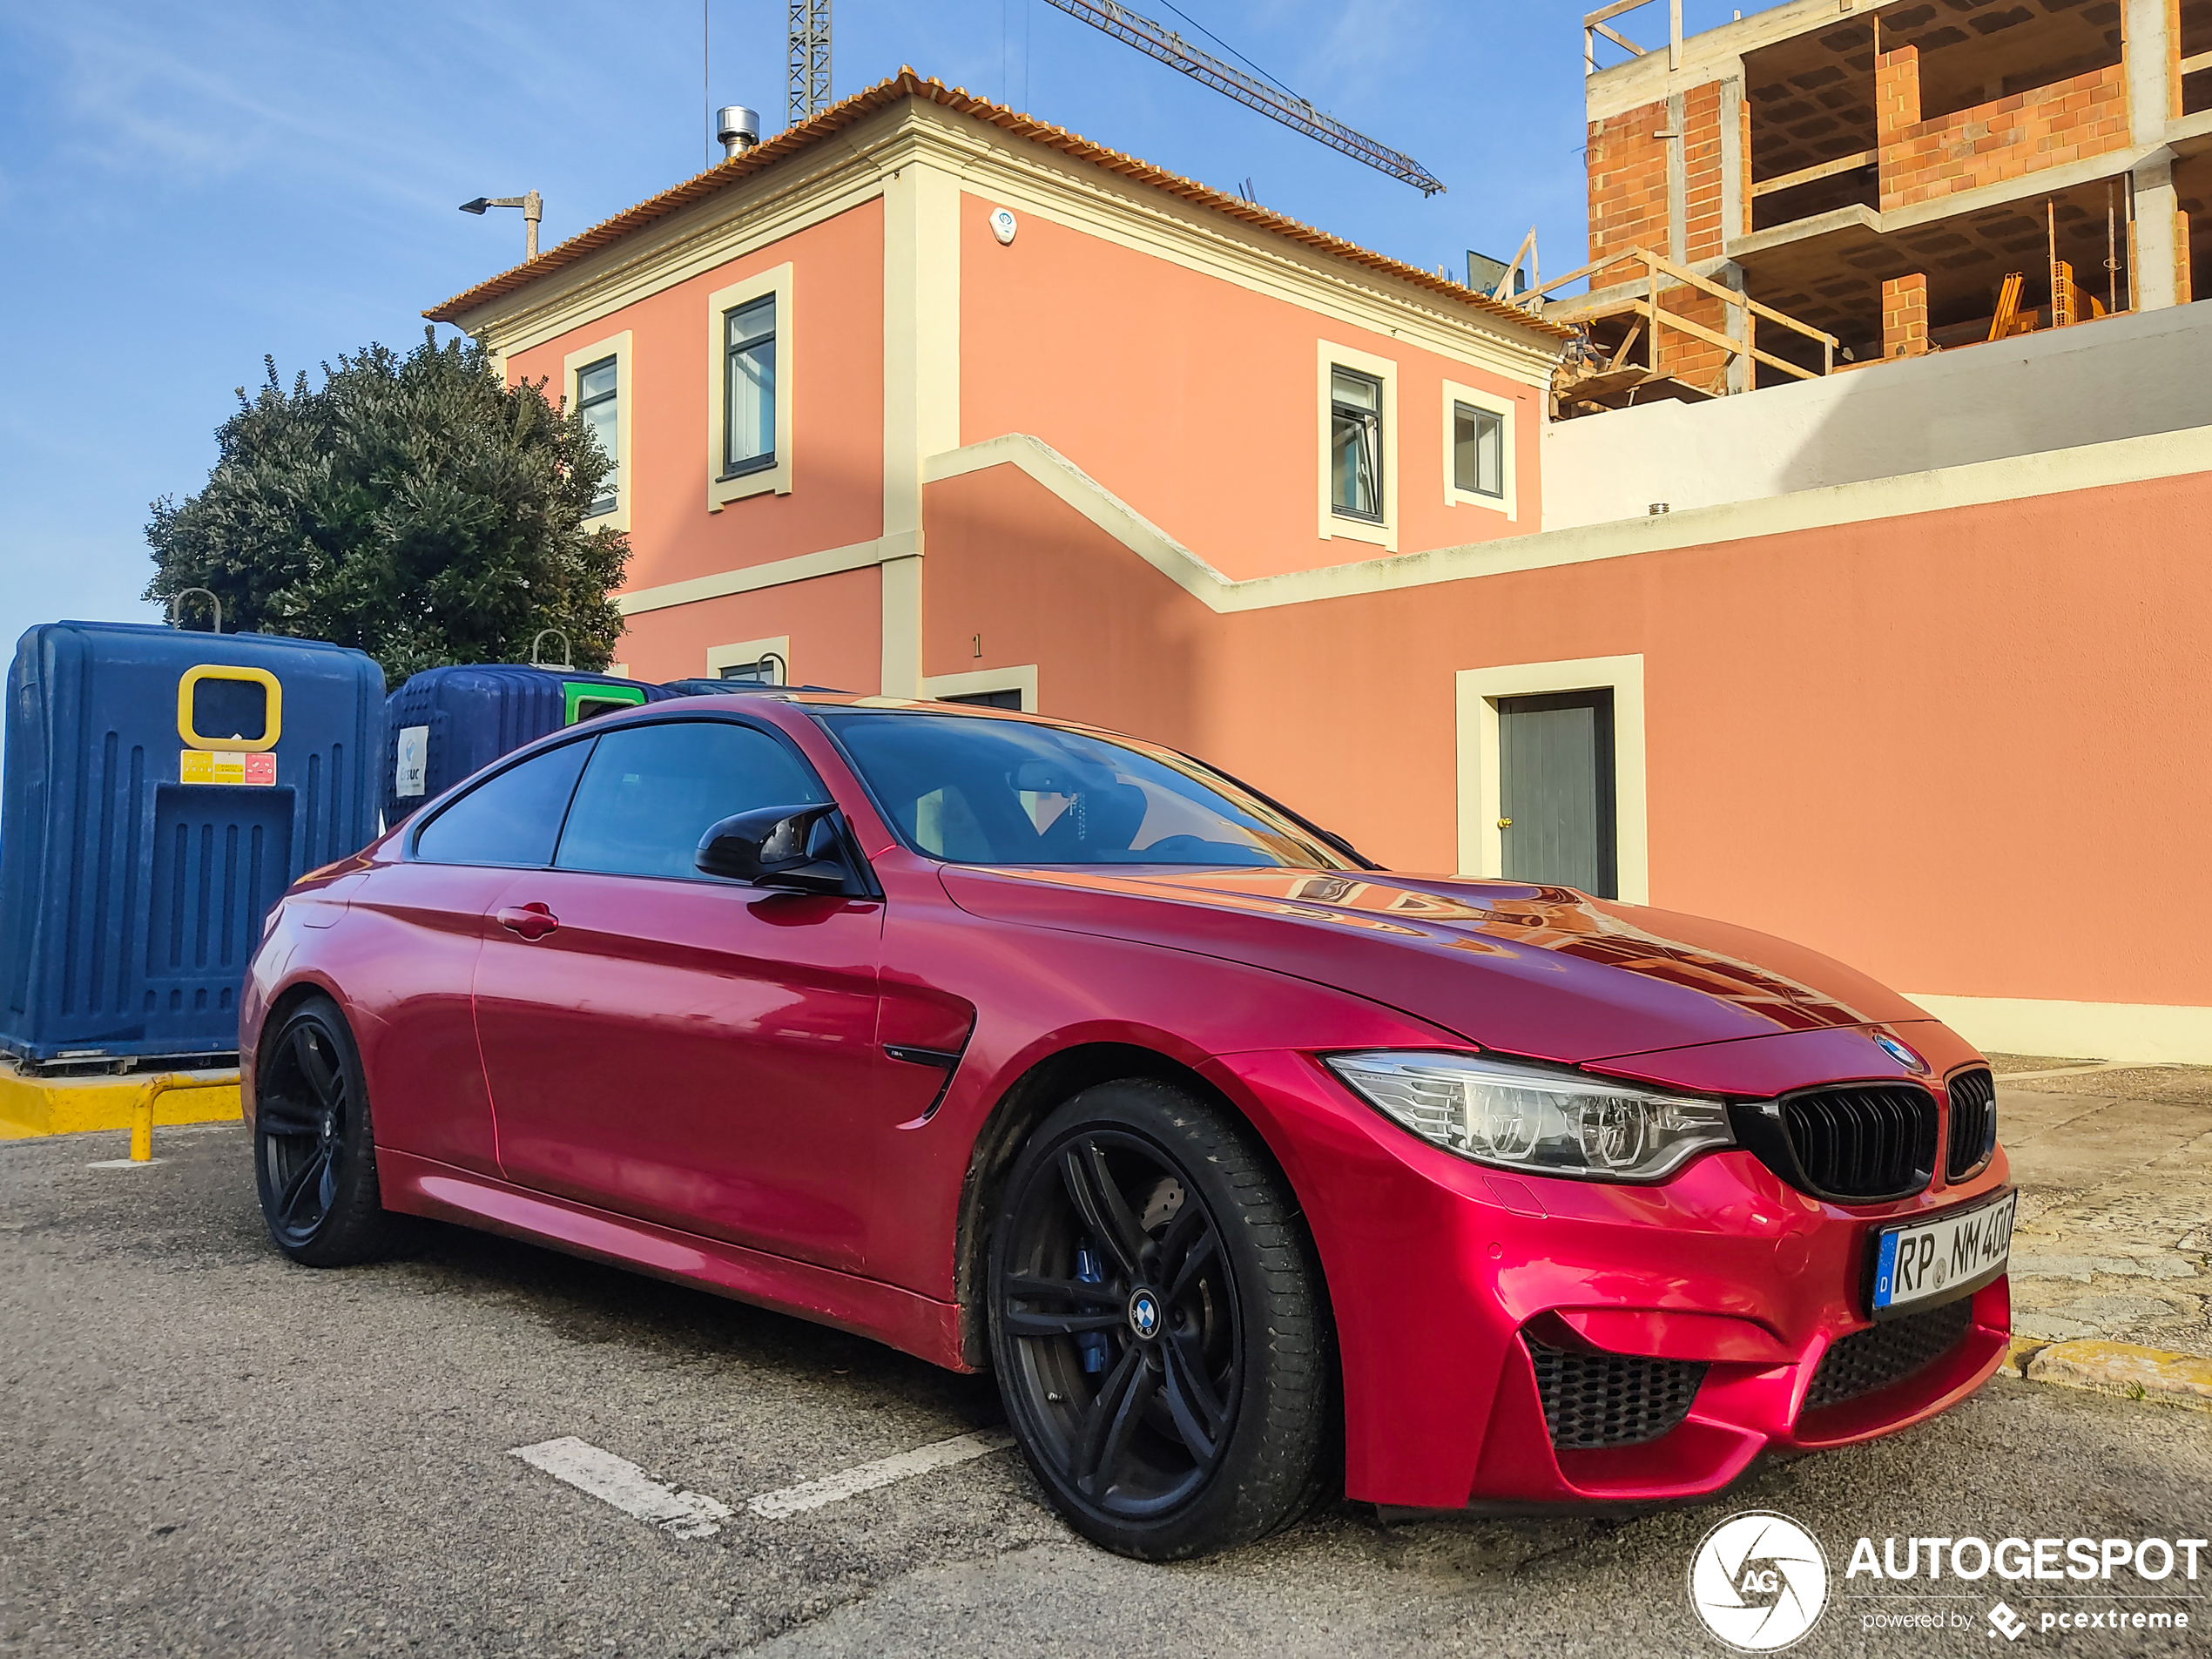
[459,191,543,260]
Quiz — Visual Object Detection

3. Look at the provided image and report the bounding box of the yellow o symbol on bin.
[177,665,282,752]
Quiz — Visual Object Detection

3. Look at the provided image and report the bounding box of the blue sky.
[0,0,1777,664]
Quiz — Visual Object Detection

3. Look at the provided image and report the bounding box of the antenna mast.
[788,0,832,125]
[1037,0,1443,195]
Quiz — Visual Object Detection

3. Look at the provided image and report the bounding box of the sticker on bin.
[1871,1189,2014,1316]
[179,749,277,786]
[395,725,429,798]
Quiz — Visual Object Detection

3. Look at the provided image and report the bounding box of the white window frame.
[1441,379,1516,523]
[564,330,631,531]
[706,263,793,511]
[919,664,1040,712]
[706,633,792,685]
[1455,655,1647,904]
[1317,341,1397,552]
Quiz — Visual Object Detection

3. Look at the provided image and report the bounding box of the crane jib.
[1043,0,1447,197]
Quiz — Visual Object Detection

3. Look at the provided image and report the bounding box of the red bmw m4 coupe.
[242,693,2012,1559]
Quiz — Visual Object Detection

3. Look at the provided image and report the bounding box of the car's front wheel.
[987,1079,1333,1559]
[253,995,402,1267]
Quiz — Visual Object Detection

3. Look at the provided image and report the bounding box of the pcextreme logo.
[1689,1511,1831,1651]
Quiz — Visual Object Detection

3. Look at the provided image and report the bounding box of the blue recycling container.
[0,621,386,1065]
[381,665,677,827]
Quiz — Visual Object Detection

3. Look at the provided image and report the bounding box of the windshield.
[818,711,1343,869]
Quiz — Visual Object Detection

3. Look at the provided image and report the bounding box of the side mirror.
[696,804,856,894]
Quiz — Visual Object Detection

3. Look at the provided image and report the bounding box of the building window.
[706,635,791,686]
[563,331,631,529]
[1453,401,1503,500]
[577,355,618,516]
[919,665,1040,712]
[723,295,776,478]
[1330,367,1384,521]
[940,688,1022,710]
[1441,380,1515,521]
[717,652,786,685]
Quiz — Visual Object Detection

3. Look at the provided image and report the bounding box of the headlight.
[1325,1051,1734,1183]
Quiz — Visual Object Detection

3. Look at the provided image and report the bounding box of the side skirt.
[377,1148,973,1372]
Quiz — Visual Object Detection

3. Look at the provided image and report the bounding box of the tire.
[986,1079,1333,1560]
[253,995,402,1267]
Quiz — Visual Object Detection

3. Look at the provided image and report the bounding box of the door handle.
[496,902,560,941]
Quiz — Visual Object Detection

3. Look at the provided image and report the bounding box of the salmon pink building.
[428,64,2212,1066]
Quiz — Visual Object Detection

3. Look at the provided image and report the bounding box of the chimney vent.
[717,105,761,159]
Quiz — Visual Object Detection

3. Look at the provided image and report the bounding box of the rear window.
[819,711,1337,869]
[412,738,593,867]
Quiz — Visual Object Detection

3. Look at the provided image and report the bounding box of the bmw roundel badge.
[1873,1033,1928,1074]
[1128,1288,1161,1339]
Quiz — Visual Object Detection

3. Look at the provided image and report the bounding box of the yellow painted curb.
[1999,1335,2046,1379]
[2024,1339,2212,1410]
[0,1062,240,1140]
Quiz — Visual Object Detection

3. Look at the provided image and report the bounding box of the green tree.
[145,328,631,683]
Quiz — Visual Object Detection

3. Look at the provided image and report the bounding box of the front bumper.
[1206,1045,2011,1511]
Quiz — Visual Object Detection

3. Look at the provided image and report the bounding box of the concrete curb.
[0,1063,240,1140]
[2003,1335,2212,1410]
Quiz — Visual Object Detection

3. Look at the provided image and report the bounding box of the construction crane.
[789,0,831,126]
[1038,0,1444,195]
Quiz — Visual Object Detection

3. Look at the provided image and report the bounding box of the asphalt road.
[4,1123,2208,1658]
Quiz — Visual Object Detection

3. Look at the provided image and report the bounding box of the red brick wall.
[1880,60,2129,212]
[1588,98,1669,279]
[1876,44,1921,144]
[1655,290,1733,391]
[1682,83,1727,263]
[1882,273,1930,359]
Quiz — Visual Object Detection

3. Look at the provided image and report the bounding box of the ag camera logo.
[1689,1511,1831,1650]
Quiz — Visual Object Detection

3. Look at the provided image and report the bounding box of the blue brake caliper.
[1075,1244,1109,1374]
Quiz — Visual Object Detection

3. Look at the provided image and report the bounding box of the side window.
[413,739,594,867]
[1453,401,1503,499]
[1330,366,1383,521]
[554,721,831,880]
[723,296,776,477]
[577,355,619,516]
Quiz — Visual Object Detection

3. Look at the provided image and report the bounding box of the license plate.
[1870,1190,2016,1317]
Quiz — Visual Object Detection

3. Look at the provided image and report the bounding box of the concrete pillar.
[1665,90,1689,268]
[1883,273,1931,358]
[2123,0,2177,148]
[2134,151,2184,310]
[1718,76,1748,241]
[1713,260,1751,394]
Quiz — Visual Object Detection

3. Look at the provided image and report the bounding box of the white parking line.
[746,1430,1016,1520]
[510,1437,735,1539]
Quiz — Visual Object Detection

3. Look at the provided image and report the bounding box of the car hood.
[937,864,1932,1065]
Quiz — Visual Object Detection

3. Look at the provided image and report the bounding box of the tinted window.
[413,738,594,867]
[554,720,830,880]
[819,711,1338,869]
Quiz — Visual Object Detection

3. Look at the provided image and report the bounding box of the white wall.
[1541,302,2212,529]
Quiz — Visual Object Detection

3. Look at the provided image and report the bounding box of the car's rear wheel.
[253,995,401,1267]
[987,1079,1332,1559]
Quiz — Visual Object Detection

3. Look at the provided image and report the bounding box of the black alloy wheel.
[988,1080,1332,1560]
[253,995,401,1266]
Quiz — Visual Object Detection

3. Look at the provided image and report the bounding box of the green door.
[1498,689,1616,898]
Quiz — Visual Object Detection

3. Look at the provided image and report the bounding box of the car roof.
[668,690,1061,725]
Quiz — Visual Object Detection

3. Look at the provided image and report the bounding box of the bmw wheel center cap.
[1127,1287,1162,1339]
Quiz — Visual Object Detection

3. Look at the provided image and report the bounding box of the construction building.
[428,48,2212,1065]
[1539,0,2207,409]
